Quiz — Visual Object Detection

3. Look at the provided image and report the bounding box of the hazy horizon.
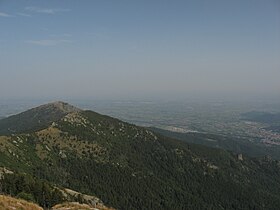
[1,0,279,101]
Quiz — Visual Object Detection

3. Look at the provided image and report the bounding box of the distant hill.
[241,111,280,124]
[1,102,280,209]
[267,125,280,133]
[0,101,80,135]
[241,111,280,134]
[150,127,280,160]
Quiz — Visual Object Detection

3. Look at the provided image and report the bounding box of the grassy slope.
[0,195,113,210]
[0,195,43,210]
[52,202,114,210]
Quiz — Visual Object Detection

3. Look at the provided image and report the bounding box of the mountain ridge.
[0,101,81,135]
[1,102,280,209]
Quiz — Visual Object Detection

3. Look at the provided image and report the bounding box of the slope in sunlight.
[0,195,43,210]
[0,102,280,210]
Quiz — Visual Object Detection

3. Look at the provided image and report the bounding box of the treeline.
[0,172,64,209]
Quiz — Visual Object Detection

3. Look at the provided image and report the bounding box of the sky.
[0,0,279,101]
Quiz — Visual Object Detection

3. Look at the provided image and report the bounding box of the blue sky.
[0,0,279,101]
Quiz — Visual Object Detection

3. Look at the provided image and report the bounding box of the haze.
[0,0,279,101]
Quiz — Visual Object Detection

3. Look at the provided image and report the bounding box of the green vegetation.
[1,102,280,209]
[16,192,36,202]
[0,101,79,135]
[0,172,64,209]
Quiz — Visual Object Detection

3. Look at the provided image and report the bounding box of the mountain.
[242,111,280,124]
[1,102,280,209]
[0,101,80,135]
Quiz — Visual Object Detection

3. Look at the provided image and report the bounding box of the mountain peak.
[38,101,81,113]
[0,101,81,135]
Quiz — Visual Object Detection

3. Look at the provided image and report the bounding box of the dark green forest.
[0,172,64,209]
